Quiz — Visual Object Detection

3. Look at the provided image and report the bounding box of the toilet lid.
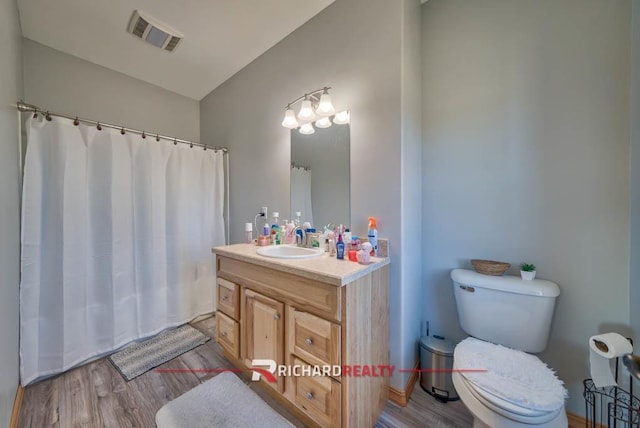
[456,372,563,425]
[454,337,567,413]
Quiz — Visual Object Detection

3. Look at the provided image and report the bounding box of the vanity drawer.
[288,307,341,368]
[291,357,341,428]
[217,277,239,320]
[217,256,340,322]
[216,311,239,358]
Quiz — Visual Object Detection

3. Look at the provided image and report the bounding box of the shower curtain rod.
[16,101,228,153]
[17,100,231,244]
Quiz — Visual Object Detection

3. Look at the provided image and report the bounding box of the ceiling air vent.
[127,10,183,52]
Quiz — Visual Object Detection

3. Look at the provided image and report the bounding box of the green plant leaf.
[520,262,536,272]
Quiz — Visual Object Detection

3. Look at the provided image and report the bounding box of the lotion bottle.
[328,231,336,256]
[271,212,280,245]
[336,233,345,260]
[245,222,253,244]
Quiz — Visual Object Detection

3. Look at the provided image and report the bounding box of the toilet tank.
[451,269,560,353]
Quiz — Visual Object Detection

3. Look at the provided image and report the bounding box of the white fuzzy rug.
[156,372,294,428]
[455,337,567,412]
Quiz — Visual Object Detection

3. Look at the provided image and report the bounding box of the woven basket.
[471,259,510,276]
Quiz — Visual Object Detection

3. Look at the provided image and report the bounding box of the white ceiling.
[18,0,335,100]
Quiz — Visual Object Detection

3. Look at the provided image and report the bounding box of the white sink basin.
[256,245,324,259]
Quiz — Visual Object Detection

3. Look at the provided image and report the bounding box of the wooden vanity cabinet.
[214,253,389,428]
[242,288,285,393]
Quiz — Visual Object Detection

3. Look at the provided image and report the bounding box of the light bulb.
[299,123,315,135]
[297,98,316,121]
[333,110,350,125]
[281,108,299,129]
[315,117,332,128]
[316,91,335,116]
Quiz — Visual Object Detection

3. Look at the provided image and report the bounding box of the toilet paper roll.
[589,332,633,388]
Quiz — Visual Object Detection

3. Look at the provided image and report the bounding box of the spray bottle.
[367,217,378,256]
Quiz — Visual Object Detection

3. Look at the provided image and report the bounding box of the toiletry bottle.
[344,228,352,246]
[294,213,304,244]
[309,230,320,248]
[282,221,295,245]
[328,231,336,256]
[271,212,280,245]
[336,233,345,260]
[263,222,270,237]
[281,219,290,244]
[367,217,378,256]
[245,222,253,244]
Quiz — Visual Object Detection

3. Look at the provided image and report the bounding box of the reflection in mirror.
[290,123,350,230]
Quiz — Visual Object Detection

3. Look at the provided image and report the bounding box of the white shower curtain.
[20,116,225,385]
[290,166,313,227]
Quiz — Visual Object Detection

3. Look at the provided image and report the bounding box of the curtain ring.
[142,131,146,139]
[32,112,38,119]
[45,111,52,121]
[203,145,207,151]
[97,122,102,131]
[173,138,177,146]
[156,134,160,142]
[120,127,125,135]
[73,117,80,126]
[190,143,193,148]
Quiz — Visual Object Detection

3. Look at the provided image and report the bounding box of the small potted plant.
[520,263,536,280]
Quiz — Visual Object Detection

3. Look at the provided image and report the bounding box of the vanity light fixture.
[281,108,299,129]
[299,123,315,135]
[333,110,350,125]
[315,117,332,129]
[297,97,317,122]
[316,89,335,116]
[282,87,346,134]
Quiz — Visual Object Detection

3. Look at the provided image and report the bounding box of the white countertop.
[212,243,390,286]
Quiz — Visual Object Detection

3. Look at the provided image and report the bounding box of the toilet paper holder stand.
[584,337,639,428]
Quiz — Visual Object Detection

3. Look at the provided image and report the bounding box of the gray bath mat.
[156,371,294,428]
[108,324,210,381]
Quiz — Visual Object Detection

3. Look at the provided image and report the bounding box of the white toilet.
[450,269,568,428]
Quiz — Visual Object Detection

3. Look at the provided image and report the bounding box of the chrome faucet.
[293,226,307,247]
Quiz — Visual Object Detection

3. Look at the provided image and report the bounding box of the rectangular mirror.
[290,123,350,229]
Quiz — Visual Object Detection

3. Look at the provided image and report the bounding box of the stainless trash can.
[419,335,459,402]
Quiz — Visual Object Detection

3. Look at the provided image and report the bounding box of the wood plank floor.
[18,316,473,427]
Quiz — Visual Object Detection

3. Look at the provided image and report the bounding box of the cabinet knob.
[222,295,229,301]
[306,392,314,400]
[221,331,227,337]
[306,338,313,346]
[273,314,280,320]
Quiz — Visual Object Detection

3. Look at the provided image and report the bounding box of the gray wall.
[0,0,23,423]
[631,0,640,338]
[23,39,200,142]
[201,0,423,389]
[400,0,424,370]
[422,0,631,415]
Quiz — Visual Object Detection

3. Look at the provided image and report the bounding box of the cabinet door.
[243,289,284,392]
